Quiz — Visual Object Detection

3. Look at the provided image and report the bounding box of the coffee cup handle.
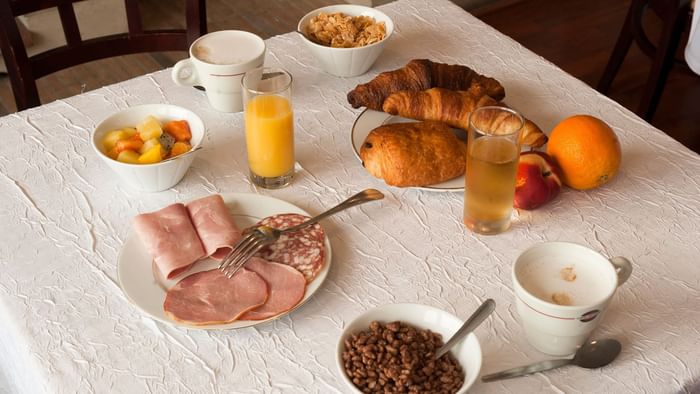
[171,58,199,87]
[609,256,632,286]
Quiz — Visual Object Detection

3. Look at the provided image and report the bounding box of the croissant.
[382,88,548,148]
[347,59,505,111]
[360,121,466,187]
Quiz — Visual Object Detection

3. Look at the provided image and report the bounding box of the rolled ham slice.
[186,195,242,260]
[164,268,268,325]
[239,257,307,321]
[133,203,205,279]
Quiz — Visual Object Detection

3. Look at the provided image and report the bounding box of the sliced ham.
[164,268,268,325]
[255,213,326,282]
[186,195,242,260]
[239,257,307,320]
[133,203,205,279]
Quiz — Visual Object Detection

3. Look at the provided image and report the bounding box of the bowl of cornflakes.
[92,104,205,192]
[298,4,394,77]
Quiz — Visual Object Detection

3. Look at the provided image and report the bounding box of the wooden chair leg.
[597,0,647,94]
[637,2,689,120]
[186,0,207,45]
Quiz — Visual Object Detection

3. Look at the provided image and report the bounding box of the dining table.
[1,0,700,392]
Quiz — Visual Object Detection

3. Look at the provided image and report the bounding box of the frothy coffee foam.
[192,32,262,65]
[518,261,611,306]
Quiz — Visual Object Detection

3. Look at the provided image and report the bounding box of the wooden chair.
[0,0,207,111]
[597,0,692,121]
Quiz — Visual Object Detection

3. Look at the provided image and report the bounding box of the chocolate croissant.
[360,121,466,187]
[382,88,548,148]
[347,59,505,111]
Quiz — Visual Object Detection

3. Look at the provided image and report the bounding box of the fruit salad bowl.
[92,104,205,192]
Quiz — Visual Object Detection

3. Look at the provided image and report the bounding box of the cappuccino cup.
[172,30,265,112]
[512,242,632,356]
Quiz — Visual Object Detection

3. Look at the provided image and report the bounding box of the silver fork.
[218,189,385,278]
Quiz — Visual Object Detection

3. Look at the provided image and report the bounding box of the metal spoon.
[435,299,496,359]
[481,338,622,382]
[161,146,202,163]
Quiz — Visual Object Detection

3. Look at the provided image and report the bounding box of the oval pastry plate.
[350,108,465,192]
[117,193,332,330]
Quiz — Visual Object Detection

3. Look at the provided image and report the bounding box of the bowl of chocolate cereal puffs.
[337,303,482,394]
[298,5,394,77]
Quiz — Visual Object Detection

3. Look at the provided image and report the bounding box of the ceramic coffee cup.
[171,30,265,112]
[512,242,632,356]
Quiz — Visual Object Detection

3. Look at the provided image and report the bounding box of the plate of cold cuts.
[350,109,465,192]
[117,193,331,329]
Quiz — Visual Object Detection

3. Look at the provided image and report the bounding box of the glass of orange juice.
[241,67,294,188]
[464,106,524,234]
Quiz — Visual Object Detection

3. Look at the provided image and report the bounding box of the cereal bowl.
[298,4,394,77]
[92,104,205,192]
[337,303,482,393]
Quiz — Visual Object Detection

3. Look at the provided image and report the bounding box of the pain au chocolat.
[360,121,466,187]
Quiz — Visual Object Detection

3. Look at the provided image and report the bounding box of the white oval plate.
[117,193,332,330]
[350,109,465,192]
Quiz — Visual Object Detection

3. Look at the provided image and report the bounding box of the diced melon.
[107,147,119,160]
[102,129,130,151]
[137,115,163,140]
[139,138,162,154]
[138,144,164,164]
[115,135,143,154]
[163,120,192,142]
[117,150,140,164]
[122,127,138,137]
[169,141,191,158]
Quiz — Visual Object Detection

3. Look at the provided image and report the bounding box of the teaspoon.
[481,338,622,382]
[435,299,496,359]
[161,146,203,163]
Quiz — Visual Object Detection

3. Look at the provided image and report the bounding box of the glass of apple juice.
[463,106,524,234]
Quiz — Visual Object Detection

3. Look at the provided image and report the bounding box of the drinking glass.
[241,67,294,189]
[463,106,524,234]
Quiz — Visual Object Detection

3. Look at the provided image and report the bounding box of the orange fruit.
[546,115,621,190]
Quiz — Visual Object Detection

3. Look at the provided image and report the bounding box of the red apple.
[514,151,563,210]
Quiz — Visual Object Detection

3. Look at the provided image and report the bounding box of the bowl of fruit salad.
[92,104,205,192]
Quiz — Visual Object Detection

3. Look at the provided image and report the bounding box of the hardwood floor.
[1,0,698,154]
[0,0,338,114]
[478,0,700,154]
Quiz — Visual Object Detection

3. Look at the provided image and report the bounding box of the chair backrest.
[0,0,207,111]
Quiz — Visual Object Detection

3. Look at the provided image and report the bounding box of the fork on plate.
[218,189,384,278]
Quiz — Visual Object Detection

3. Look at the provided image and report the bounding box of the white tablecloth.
[1,0,700,392]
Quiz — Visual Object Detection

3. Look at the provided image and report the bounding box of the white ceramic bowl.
[337,303,482,393]
[298,5,394,77]
[92,104,205,192]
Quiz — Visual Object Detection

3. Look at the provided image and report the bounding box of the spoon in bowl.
[481,338,622,382]
[435,298,496,359]
[161,146,203,163]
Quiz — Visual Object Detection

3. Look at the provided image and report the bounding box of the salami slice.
[255,213,326,283]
